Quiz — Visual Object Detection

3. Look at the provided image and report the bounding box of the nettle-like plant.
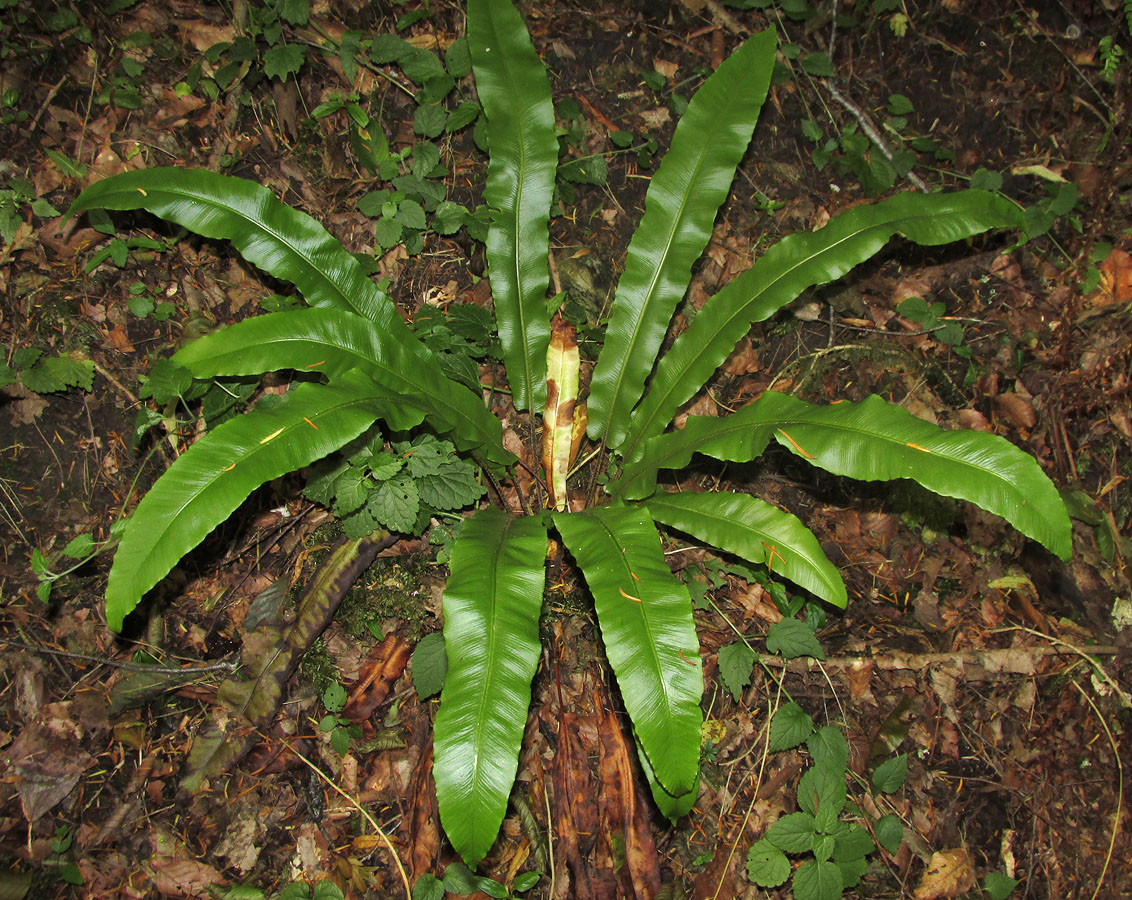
[70,0,1071,867]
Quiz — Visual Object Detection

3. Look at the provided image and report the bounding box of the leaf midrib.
[621,209,943,461]
[125,384,377,600]
[95,182,384,324]
[646,493,841,598]
[597,105,734,445]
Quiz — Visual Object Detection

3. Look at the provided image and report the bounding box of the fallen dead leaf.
[2,383,47,425]
[993,392,1036,431]
[4,721,95,824]
[1087,247,1132,310]
[913,847,976,899]
[149,856,226,897]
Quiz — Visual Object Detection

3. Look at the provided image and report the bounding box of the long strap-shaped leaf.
[764,394,1072,559]
[67,168,397,328]
[619,190,1026,462]
[615,390,791,500]
[620,391,1072,560]
[105,370,397,630]
[468,0,557,412]
[433,507,548,867]
[553,505,702,820]
[646,490,847,607]
[587,28,776,449]
[173,309,512,468]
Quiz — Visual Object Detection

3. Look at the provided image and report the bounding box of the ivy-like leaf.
[797,764,846,833]
[874,813,904,855]
[263,44,306,81]
[832,823,874,862]
[766,811,817,853]
[792,858,843,900]
[766,618,826,660]
[331,466,371,516]
[807,726,849,773]
[768,701,814,752]
[871,754,908,794]
[415,465,486,511]
[717,641,756,703]
[746,838,790,887]
[412,631,448,700]
[368,471,419,533]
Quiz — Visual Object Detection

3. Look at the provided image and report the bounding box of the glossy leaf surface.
[587,28,776,448]
[105,370,392,630]
[434,507,548,866]
[620,190,1026,461]
[174,309,511,467]
[621,391,1071,560]
[646,490,846,607]
[615,391,790,500]
[68,167,395,327]
[468,0,557,411]
[765,393,1072,559]
[554,505,702,820]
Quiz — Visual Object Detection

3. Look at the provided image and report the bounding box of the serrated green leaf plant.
[69,0,1072,869]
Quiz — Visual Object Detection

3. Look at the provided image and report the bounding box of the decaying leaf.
[181,532,395,791]
[542,318,583,511]
[4,722,94,824]
[913,847,976,899]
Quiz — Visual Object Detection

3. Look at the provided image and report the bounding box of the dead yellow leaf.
[914,847,976,899]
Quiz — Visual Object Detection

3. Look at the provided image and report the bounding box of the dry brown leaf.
[176,19,236,53]
[956,408,992,432]
[845,658,874,701]
[1089,247,1132,308]
[150,856,226,897]
[5,722,94,824]
[3,383,48,424]
[913,847,976,899]
[638,107,671,129]
[993,392,1036,431]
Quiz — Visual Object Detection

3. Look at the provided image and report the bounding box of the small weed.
[1,347,94,400]
[49,824,83,887]
[30,528,121,604]
[0,176,59,244]
[318,682,361,756]
[413,863,541,900]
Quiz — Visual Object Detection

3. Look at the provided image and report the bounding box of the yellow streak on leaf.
[776,428,814,459]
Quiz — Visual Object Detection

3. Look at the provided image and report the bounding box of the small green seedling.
[318,682,360,757]
[413,863,541,899]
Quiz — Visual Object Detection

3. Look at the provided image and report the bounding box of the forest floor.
[0,1,1130,898]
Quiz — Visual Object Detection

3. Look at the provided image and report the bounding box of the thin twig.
[825,0,929,193]
[0,637,238,674]
[286,741,412,900]
[1072,679,1123,900]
